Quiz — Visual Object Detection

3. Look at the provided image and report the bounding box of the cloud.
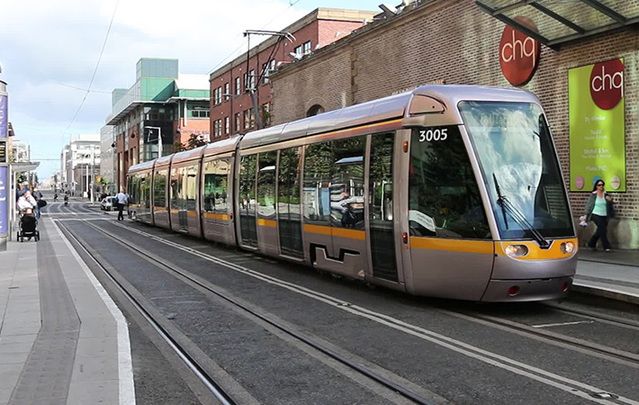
[0,0,309,177]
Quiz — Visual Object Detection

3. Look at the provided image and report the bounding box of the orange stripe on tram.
[303,224,366,240]
[410,237,494,255]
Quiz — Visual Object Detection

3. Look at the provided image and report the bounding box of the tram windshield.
[459,101,573,239]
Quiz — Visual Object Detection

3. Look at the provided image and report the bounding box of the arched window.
[306,104,325,117]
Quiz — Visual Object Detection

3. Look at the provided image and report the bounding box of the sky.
[0,0,385,179]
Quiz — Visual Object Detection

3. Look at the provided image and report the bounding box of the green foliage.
[186,134,207,150]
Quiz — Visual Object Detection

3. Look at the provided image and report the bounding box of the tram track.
[542,302,639,330]
[76,219,441,405]
[90,219,639,405]
[438,307,639,370]
[56,220,238,405]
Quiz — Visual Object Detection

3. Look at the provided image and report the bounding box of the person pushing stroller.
[16,191,40,242]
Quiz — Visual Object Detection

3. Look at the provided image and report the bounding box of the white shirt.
[116,192,128,204]
[17,195,37,210]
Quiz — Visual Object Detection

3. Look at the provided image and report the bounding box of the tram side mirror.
[408,95,445,116]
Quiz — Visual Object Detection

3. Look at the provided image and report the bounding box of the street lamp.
[145,126,162,159]
[243,30,295,131]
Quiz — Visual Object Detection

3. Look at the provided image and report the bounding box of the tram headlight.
[560,242,575,254]
[504,244,529,257]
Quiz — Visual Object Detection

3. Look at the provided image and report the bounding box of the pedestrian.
[115,189,128,221]
[16,181,29,201]
[584,180,615,252]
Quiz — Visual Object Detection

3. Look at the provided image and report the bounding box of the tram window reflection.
[408,125,490,239]
[303,142,332,225]
[331,137,365,229]
[203,159,229,213]
[459,101,573,238]
[257,151,277,218]
[185,165,198,211]
[154,169,167,208]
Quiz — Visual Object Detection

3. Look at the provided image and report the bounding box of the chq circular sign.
[589,58,624,110]
[499,17,540,86]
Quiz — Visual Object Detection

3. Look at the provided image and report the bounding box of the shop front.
[271,0,639,248]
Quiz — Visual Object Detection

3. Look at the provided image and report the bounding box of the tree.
[186,134,207,150]
[173,140,186,153]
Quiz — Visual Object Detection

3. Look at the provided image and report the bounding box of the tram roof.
[239,84,539,150]
[203,135,241,158]
[171,145,206,165]
[128,159,155,174]
[154,154,173,169]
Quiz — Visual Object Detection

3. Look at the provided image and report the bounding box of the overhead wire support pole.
[242,30,295,131]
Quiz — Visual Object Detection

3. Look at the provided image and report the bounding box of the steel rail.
[542,302,639,331]
[95,220,635,405]
[56,221,235,405]
[440,307,639,370]
[86,221,438,405]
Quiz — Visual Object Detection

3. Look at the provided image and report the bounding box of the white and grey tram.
[128,85,577,302]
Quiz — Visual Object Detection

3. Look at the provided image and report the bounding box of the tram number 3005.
[418,128,448,142]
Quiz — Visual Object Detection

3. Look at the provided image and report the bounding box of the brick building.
[208,8,376,140]
[270,0,639,248]
[107,58,210,191]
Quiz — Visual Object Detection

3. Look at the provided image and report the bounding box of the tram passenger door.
[277,147,304,258]
[256,151,279,255]
[238,154,258,248]
[367,132,402,284]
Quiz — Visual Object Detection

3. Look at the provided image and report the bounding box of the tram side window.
[202,159,230,213]
[331,137,365,229]
[239,154,257,214]
[127,177,135,202]
[142,173,151,207]
[409,126,490,239]
[303,141,333,225]
[257,151,277,218]
[170,167,182,209]
[278,147,301,219]
[184,164,198,211]
[154,169,167,208]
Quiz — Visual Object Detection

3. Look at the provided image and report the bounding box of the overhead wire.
[207,0,304,75]
[64,0,120,135]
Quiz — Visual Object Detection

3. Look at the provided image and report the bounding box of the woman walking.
[584,180,614,252]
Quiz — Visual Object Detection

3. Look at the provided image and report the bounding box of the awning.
[476,0,639,48]
[11,162,40,173]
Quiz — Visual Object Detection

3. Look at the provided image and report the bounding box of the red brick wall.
[272,0,639,246]
[209,17,369,138]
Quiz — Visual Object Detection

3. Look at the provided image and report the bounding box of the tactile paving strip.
[9,223,80,404]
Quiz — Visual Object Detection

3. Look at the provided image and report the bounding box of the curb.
[572,283,639,306]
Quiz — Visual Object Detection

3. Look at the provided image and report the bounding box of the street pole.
[1,77,9,250]
[90,146,95,205]
[145,127,162,158]
[242,30,295,132]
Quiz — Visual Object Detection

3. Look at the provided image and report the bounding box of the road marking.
[111,222,637,405]
[52,219,136,405]
[533,321,595,328]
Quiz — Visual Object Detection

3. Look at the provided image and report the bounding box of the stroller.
[18,210,40,242]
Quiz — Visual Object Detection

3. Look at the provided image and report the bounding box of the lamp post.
[145,126,162,159]
[89,145,97,205]
[0,74,8,251]
[243,30,295,131]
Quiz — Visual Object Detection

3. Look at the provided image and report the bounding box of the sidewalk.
[574,248,639,304]
[0,218,134,404]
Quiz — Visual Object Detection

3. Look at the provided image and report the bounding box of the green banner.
[569,60,625,192]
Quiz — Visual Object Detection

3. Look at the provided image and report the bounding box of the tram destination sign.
[569,58,625,192]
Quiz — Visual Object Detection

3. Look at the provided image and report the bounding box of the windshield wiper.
[492,173,550,249]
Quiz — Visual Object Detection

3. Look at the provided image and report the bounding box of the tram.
[128,85,577,302]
